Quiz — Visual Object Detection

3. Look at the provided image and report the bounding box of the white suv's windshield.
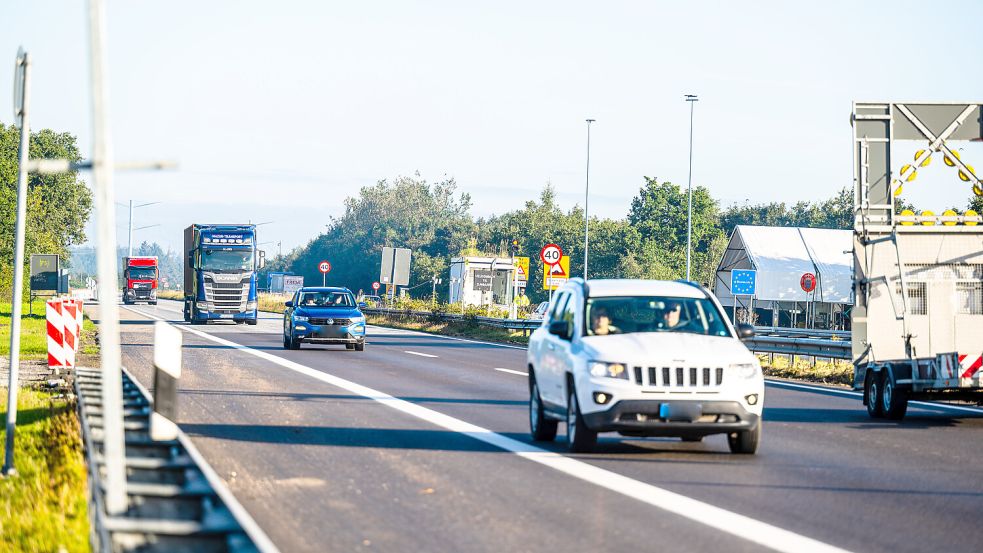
[585,296,730,337]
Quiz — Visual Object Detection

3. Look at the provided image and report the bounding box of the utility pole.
[89,0,127,515]
[3,47,32,477]
[584,119,595,280]
[685,94,698,282]
[126,199,160,257]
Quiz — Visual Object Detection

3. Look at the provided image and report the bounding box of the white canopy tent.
[713,225,853,328]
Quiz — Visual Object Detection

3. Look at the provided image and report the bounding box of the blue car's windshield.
[202,248,254,272]
[298,291,355,308]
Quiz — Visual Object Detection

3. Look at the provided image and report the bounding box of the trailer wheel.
[865,371,883,418]
[881,371,908,420]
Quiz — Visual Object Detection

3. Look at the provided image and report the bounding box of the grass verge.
[0,302,98,360]
[758,354,854,387]
[0,387,90,552]
[365,313,531,346]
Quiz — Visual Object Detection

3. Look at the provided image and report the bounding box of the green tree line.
[272,174,943,304]
[1,124,92,298]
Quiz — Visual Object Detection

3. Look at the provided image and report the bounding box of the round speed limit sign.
[319,260,331,274]
[372,282,380,291]
[540,243,563,266]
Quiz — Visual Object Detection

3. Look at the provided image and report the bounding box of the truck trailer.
[851,102,983,419]
[122,256,158,305]
[184,224,266,325]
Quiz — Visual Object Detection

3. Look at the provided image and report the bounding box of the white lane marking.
[766,379,983,415]
[404,350,438,358]
[126,305,849,553]
[495,368,528,376]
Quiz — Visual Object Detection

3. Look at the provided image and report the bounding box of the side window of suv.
[548,292,569,321]
[561,293,578,337]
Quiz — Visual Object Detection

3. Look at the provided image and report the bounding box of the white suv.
[527,279,764,454]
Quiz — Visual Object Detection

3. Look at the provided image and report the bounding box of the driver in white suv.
[527,278,764,454]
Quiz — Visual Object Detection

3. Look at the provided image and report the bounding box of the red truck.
[123,256,159,305]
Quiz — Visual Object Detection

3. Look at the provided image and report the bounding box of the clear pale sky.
[3,1,983,254]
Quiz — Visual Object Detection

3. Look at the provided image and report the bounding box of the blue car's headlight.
[349,316,365,325]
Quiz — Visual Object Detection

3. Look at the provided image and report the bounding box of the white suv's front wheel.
[566,384,597,453]
[727,423,761,454]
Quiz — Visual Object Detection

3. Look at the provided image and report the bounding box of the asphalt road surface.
[91,299,983,553]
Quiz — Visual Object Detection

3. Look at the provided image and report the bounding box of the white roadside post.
[151,322,182,442]
[89,0,127,515]
[2,47,32,477]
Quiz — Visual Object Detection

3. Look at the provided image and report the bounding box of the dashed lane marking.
[494,368,528,376]
[404,350,438,358]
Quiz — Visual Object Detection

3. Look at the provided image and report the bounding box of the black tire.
[566,383,597,453]
[728,423,761,454]
[881,370,908,420]
[354,341,365,352]
[346,343,355,350]
[865,370,884,418]
[190,319,205,326]
[150,301,158,305]
[246,319,258,326]
[283,333,292,350]
[529,377,558,441]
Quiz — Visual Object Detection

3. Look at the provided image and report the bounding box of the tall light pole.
[685,94,698,282]
[125,199,160,257]
[584,118,595,280]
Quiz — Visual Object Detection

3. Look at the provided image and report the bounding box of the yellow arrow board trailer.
[851,102,983,420]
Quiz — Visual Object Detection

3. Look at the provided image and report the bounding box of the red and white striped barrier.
[46,297,83,370]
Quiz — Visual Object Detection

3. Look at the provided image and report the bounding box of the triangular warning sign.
[517,266,527,279]
[550,263,566,277]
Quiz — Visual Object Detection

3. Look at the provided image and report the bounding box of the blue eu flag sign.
[731,270,756,296]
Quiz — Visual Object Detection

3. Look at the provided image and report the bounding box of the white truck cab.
[527,278,764,454]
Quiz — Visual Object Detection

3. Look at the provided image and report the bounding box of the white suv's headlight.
[730,362,760,379]
[589,361,628,380]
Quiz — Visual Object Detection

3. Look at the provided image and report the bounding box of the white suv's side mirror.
[548,319,571,340]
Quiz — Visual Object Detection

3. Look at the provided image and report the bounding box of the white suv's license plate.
[660,403,702,422]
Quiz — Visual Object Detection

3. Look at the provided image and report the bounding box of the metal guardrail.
[363,308,853,358]
[76,366,277,553]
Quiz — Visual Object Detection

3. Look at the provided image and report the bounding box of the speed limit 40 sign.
[540,244,563,266]
[319,260,332,274]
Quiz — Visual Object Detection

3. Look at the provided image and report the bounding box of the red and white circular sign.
[372,281,380,291]
[540,243,563,266]
[800,272,817,293]
[319,260,332,274]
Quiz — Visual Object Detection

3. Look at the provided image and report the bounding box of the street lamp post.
[685,94,698,282]
[584,118,595,280]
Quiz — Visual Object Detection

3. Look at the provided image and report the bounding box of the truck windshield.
[297,291,355,307]
[202,248,254,271]
[128,267,157,279]
[585,296,731,337]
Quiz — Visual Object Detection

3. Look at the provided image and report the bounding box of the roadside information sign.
[542,255,570,290]
[514,257,530,286]
[731,269,756,295]
[474,270,494,291]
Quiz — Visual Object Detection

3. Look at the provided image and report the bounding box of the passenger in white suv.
[527,278,764,454]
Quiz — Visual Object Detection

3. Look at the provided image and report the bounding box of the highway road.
[92,299,983,553]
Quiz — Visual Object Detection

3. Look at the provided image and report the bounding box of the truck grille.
[309,318,352,326]
[204,277,248,313]
[632,366,724,388]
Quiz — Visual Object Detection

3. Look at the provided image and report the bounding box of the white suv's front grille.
[632,366,724,388]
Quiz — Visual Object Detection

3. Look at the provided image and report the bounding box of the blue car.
[283,287,367,351]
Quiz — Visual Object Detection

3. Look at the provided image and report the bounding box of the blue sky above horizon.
[3,1,983,254]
